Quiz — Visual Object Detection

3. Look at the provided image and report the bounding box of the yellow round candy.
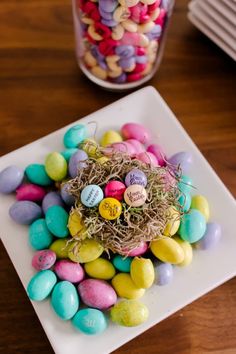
[191,195,210,221]
[163,206,180,236]
[150,237,185,264]
[50,239,70,259]
[84,258,116,280]
[173,236,193,266]
[130,257,155,289]
[99,198,122,220]
[68,239,104,263]
[100,130,122,147]
[111,273,145,300]
[110,300,149,327]
[68,211,87,239]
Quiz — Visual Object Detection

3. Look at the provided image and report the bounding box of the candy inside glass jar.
[72,0,175,90]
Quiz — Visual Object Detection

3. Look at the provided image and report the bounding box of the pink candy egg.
[133,63,147,73]
[105,180,126,201]
[137,152,158,167]
[54,260,85,283]
[147,144,166,166]
[32,250,56,270]
[121,123,151,144]
[111,142,136,157]
[127,73,142,82]
[162,170,177,192]
[78,279,117,310]
[122,241,148,257]
[16,184,46,202]
[126,139,145,155]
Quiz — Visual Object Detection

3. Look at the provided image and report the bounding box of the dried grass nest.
[67,148,185,255]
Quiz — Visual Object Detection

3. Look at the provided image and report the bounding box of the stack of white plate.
[188,0,236,61]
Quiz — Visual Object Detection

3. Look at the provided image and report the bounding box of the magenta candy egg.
[133,63,147,74]
[127,73,142,82]
[104,181,126,201]
[32,250,56,270]
[122,241,148,257]
[137,152,158,167]
[16,184,46,202]
[78,279,117,310]
[54,260,85,283]
[111,142,136,157]
[147,144,166,167]
[121,123,151,145]
[126,139,145,155]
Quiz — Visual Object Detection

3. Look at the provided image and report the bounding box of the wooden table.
[0,0,235,353]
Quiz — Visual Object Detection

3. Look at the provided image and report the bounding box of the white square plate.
[1,86,236,354]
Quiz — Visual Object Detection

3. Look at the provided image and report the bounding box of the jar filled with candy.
[72,0,175,90]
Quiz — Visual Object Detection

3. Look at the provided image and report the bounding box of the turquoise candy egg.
[178,175,193,194]
[72,308,107,335]
[51,281,79,320]
[27,270,57,301]
[112,255,132,273]
[63,124,87,148]
[60,148,78,162]
[179,209,206,243]
[45,205,69,238]
[178,192,191,212]
[29,218,54,250]
[25,164,53,186]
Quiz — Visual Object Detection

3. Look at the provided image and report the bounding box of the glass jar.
[72,0,175,91]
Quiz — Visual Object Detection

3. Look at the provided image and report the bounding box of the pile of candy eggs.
[74,0,174,86]
[0,121,222,335]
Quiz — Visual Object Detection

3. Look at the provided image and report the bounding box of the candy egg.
[136,151,158,167]
[125,241,148,256]
[68,149,88,178]
[97,156,109,164]
[168,151,193,174]
[81,184,104,207]
[110,142,136,156]
[154,262,173,286]
[50,238,70,259]
[194,222,221,250]
[68,239,104,263]
[32,250,56,270]
[51,281,79,320]
[45,205,69,238]
[125,169,147,187]
[147,144,166,166]
[191,195,210,221]
[16,184,46,202]
[179,209,206,243]
[99,197,122,220]
[130,257,155,289]
[173,236,193,266]
[29,218,54,250]
[63,124,87,148]
[163,206,180,236]
[110,300,149,327]
[178,175,193,194]
[150,238,185,264]
[104,180,126,201]
[68,211,86,238]
[111,273,145,299]
[78,279,117,310]
[45,152,67,181]
[72,308,107,335]
[112,255,132,273]
[9,201,42,225]
[60,183,75,206]
[60,148,78,162]
[80,138,99,157]
[124,184,147,207]
[27,270,57,301]
[25,164,52,186]
[0,165,24,194]
[121,123,151,144]
[178,192,191,212]
[54,260,85,283]
[42,191,64,214]
[84,258,116,280]
[100,130,123,147]
[125,139,145,154]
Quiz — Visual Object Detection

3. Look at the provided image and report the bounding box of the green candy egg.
[51,281,79,320]
[110,300,149,327]
[72,308,107,335]
[29,218,54,250]
[45,152,67,181]
[27,270,57,301]
[45,206,69,238]
[112,255,132,273]
[63,124,87,148]
[60,148,78,162]
[25,164,53,186]
[178,192,191,212]
[179,208,206,243]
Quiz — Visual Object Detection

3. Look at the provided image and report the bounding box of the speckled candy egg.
[27,270,57,301]
[194,222,221,250]
[0,165,24,194]
[42,191,64,214]
[9,201,42,225]
[25,164,52,186]
[81,184,104,207]
[32,250,56,270]
[72,308,107,335]
[121,123,151,144]
[45,152,67,181]
[168,151,193,174]
[63,124,87,148]
[68,150,88,178]
[78,279,117,310]
[29,219,54,250]
[51,281,79,320]
[16,184,46,202]
[125,169,147,187]
[104,180,126,201]
[110,300,149,327]
[45,205,69,238]
[54,260,84,283]
[179,209,206,243]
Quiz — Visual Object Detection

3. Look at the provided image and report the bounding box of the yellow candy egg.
[99,197,122,220]
[68,239,104,263]
[191,195,210,221]
[111,273,145,300]
[150,237,185,264]
[68,211,87,239]
[100,130,122,147]
[97,156,109,164]
[50,239,70,259]
[110,300,149,327]
[163,206,180,236]
[84,258,116,280]
[173,236,193,266]
[80,138,99,157]
[130,257,155,289]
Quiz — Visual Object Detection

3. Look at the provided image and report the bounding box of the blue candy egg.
[63,124,87,149]
[178,192,191,212]
[125,169,147,187]
[29,218,54,250]
[112,255,132,273]
[178,175,193,194]
[25,164,52,186]
[51,281,79,320]
[72,308,107,335]
[9,201,42,225]
[42,191,64,214]
[60,148,78,162]
[69,150,88,178]
[81,185,104,207]
[179,209,206,243]
[0,165,24,194]
[154,262,173,286]
[45,205,69,238]
[27,270,57,301]
[195,222,221,250]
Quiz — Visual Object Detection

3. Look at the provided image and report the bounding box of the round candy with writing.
[125,169,147,187]
[99,197,122,220]
[104,180,126,201]
[124,184,147,207]
[81,185,104,208]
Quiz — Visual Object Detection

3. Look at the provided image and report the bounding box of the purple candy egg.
[99,0,118,12]
[99,8,114,20]
[60,183,75,206]
[115,45,135,58]
[119,57,136,70]
[42,191,64,214]
[69,150,88,178]
[135,55,147,64]
[195,222,222,250]
[168,151,193,174]
[54,260,85,283]
[0,165,24,194]
[32,250,56,270]
[112,73,127,84]
[155,262,173,286]
[101,18,118,27]
[9,201,42,225]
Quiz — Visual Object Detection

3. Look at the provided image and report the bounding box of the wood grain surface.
[0,1,235,353]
